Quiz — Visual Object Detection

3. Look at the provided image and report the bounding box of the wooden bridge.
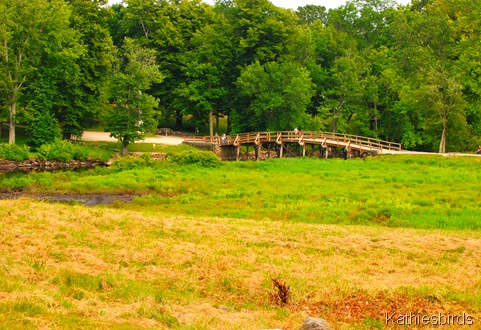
[184,131,402,160]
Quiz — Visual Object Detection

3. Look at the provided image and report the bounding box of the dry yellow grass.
[0,198,480,329]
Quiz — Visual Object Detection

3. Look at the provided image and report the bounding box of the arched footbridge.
[184,131,402,160]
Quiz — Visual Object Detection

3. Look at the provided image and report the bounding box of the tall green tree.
[0,0,75,144]
[176,10,233,136]
[296,5,328,25]
[234,61,315,132]
[55,0,115,139]
[105,38,163,154]
[218,0,301,132]
[120,0,213,130]
[387,0,477,152]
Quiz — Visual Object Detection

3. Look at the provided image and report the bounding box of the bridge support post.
[255,145,260,161]
[236,146,240,161]
[302,145,306,157]
[279,144,283,158]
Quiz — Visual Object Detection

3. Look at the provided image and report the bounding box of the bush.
[26,110,61,149]
[169,150,221,167]
[37,140,115,162]
[71,146,90,162]
[38,139,74,162]
[110,153,155,172]
[0,144,31,161]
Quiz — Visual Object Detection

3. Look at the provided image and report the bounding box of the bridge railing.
[183,135,235,144]
[314,132,402,151]
[184,131,402,151]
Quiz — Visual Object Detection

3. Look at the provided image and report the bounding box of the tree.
[233,61,315,132]
[105,38,163,155]
[387,0,476,152]
[120,0,213,131]
[216,0,301,133]
[0,0,75,144]
[55,0,115,139]
[321,45,371,134]
[296,5,328,25]
[176,11,233,136]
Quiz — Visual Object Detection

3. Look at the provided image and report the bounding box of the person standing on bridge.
[221,133,227,144]
[294,127,298,135]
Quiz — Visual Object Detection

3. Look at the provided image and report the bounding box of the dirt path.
[80,131,184,145]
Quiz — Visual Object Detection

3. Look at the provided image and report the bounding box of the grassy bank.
[0,199,480,329]
[2,154,481,230]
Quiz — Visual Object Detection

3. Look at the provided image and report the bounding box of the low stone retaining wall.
[183,141,220,152]
[182,141,241,161]
[0,158,108,173]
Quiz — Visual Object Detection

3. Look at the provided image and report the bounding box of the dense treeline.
[1,0,480,152]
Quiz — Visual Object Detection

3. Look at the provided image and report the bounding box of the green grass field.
[2,154,481,230]
[1,152,481,329]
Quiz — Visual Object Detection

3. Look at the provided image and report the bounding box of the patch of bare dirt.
[0,192,137,206]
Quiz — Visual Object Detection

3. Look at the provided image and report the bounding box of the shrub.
[38,139,74,162]
[110,153,155,172]
[0,144,31,161]
[37,140,115,162]
[71,146,90,162]
[26,110,61,149]
[168,150,221,167]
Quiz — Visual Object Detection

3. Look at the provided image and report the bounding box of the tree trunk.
[175,109,182,131]
[331,118,337,133]
[121,137,129,155]
[215,114,219,134]
[8,100,16,145]
[209,110,213,136]
[438,120,447,153]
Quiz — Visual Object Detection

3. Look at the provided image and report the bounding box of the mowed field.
[1,153,481,329]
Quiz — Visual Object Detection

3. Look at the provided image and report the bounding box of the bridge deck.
[184,131,402,154]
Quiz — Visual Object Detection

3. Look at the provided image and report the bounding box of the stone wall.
[182,141,242,161]
[219,145,239,161]
[0,158,108,173]
[183,141,242,161]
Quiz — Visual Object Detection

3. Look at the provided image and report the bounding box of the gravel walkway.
[80,131,184,145]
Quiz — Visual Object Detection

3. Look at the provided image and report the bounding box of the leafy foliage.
[2,0,481,152]
[234,61,315,132]
[104,38,163,155]
[37,140,76,162]
[36,140,110,162]
[26,111,61,150]
[168,150,222,167]
[0,144,30,161]
[110,154,155,172]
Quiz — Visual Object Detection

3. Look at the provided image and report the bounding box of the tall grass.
[1,154,481,230]
[0,199,479,329]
